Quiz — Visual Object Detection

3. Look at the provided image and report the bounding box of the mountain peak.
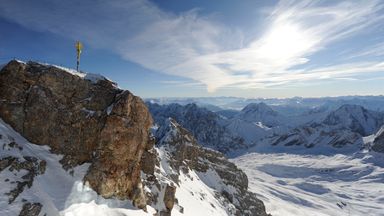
[242,102,276,114]
[323,104,384,136]
[237,102,283,127]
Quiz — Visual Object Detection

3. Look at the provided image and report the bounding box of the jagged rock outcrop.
[19,202,42,216]
[0,60,153,204]
[144,118,269,216]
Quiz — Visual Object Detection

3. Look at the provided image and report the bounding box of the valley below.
[234,152,384,216]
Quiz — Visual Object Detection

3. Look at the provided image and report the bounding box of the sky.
[0,0,383,98]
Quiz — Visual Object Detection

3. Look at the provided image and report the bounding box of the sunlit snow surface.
[233,152,384,216]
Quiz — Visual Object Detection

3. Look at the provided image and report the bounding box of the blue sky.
[0,0,383,98]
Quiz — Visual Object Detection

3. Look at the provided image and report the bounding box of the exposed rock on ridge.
[0,60,153,203]
[145,118,269,216]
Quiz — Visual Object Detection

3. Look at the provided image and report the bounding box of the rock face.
[163,184,176,211]
[0,61,153,202]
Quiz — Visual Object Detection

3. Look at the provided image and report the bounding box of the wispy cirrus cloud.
[347,42,384,59]
[0,0,383,92]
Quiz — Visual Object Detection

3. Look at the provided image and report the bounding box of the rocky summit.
[0,60,152,206]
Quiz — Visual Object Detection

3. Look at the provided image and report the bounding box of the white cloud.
[0,0,383,92]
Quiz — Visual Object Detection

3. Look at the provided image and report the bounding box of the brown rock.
[131,182,148,210]
[84,91,153,200]
[163,184,176,211]
[0,60,153,205]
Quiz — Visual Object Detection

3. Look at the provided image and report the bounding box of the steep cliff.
[0,60,153,205]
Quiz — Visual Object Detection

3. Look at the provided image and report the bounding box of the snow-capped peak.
[236,102,284,127]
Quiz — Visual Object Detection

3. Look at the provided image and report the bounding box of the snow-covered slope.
[233,152,384,216]
[224,118,270,145]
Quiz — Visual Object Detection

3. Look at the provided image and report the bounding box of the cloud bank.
[0,0,383,92]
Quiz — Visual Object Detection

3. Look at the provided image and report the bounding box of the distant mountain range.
[145,96,384,112]
[147,99,384,156]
